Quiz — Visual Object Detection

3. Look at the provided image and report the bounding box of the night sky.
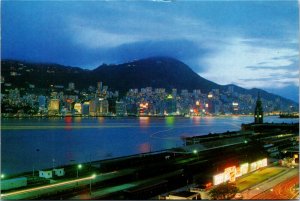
[2,1,299,102]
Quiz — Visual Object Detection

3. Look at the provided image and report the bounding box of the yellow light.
[240,163,249,175]
[213,173,224,186]
[196,101,200,106]
[294,154,298,159]
[167,94,173,99]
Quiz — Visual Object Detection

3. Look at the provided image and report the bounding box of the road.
[0,170,134,200]
[252,175,299,199]
[240,167,299,199]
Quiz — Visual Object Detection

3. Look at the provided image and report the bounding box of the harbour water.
[1,116,298,175]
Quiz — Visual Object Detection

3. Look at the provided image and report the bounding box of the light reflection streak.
[1,175,96,198]
[139,117,150,128]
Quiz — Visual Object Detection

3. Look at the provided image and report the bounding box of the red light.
[205,182,212,188]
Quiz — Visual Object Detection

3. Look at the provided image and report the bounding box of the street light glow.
[1,174,4,179]
[193,150,198,154]
[78,164,82,169]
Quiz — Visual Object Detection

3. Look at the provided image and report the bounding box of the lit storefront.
[213,158,267,186]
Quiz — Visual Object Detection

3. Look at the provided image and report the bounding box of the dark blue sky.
[2,1,299,102]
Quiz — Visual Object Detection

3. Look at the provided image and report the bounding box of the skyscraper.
[254,93,263,124]
[165,94,176,115]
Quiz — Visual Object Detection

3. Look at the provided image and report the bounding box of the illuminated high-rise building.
[82,102,90,115]
[97,82,102,94]
[97,98,109,115]
[89,99,97,116]
[68,82,75,90]
[165,94,176,114]
[48,99,60,115]
[116,101,126,116]
[38,96,46,111]
[139,102,149,115]
[232,102,239,114]
[74,103,82,114]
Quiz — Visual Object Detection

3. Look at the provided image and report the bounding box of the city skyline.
[2,1,299,102]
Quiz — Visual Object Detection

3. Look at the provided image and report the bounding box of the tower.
[254,93,263,124]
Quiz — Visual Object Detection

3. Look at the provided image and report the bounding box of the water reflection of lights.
[64,116,72,123]
[139,117,150,127]
[139,143,151,153]
[98,117,104,123]
[64,116,72,130]
[74,117,82,123]
[192,116,201,125]
[165,116,175,127]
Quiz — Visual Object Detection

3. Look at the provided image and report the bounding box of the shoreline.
[1,114,282,119]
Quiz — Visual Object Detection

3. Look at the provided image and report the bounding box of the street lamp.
[193,149,199,159]
[1,174,5,179]
[90,174,96,195]
[77,164,82,178]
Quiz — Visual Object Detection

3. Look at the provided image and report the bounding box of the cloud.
[70,25,141,48]
[199,37,299,89]
[2,1,299,101]
[66,6,214,50]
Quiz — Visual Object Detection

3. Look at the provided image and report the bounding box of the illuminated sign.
[208,94,213,98]
[250,162,257,172]
[257,160,262,169]
[213,158,267,186]
[224,166,236,182]
[139,103,148,108]
[232,102,239,106]
[235,166,241,178]
[261,158,267,167]
[250,158,267,172]
[205,103,209,108]
[240,163,249,175]
[213,173,224,186]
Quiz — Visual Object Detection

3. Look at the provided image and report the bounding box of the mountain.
[91,57,220,94]
[1,57,297,106]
